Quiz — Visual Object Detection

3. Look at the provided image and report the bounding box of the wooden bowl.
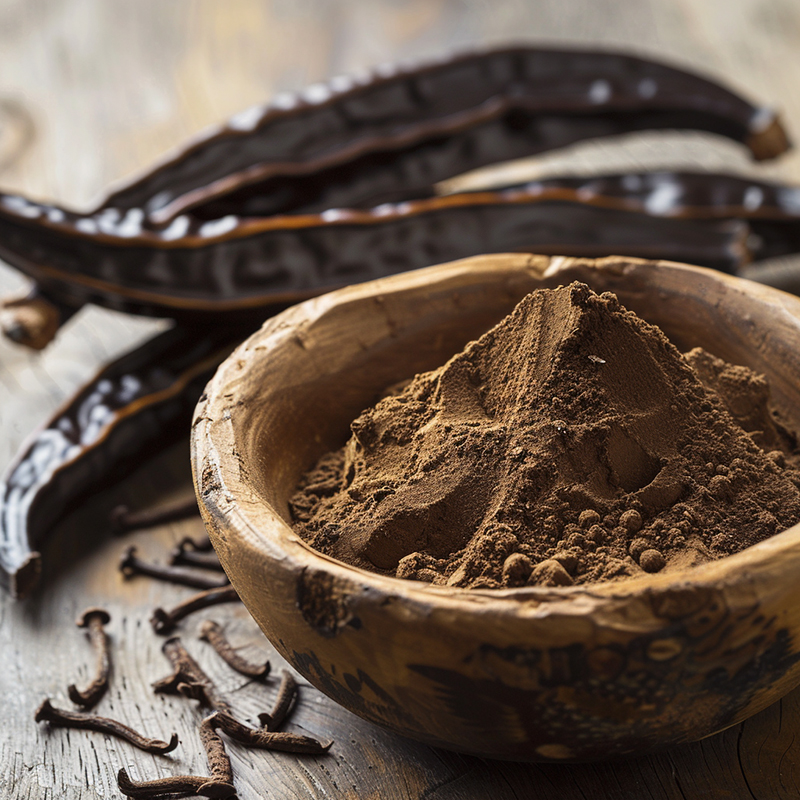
[192,254,800,761]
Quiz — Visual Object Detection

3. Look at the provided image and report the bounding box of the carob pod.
[94,46,788,224]
[0,186,752,332]
[0,286,77,350]
[496,170,800,264]
[508,171,800,221]
[0,324,243,598]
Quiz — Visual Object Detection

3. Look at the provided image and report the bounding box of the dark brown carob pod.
[95,46,789,223]
[0,187,752,331]
[0,325,241,598]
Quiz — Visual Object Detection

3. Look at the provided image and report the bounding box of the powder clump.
[290,282,800,588]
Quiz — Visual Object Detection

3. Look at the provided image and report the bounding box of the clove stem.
[67,607,112,710]
[35,699,178,755]
[153,636,232,715]
[150,586,240,635]
[111,496,199,534]
[120,545,229,590]
[199,620,270,680]
[258,669,297,731]
[117,768,234,799]
[170,546,224,572]
[209,710,332,754]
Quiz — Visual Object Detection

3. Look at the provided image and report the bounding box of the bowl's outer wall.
[193,254,800,761]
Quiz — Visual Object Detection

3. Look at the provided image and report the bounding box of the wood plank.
[2,1,800,797]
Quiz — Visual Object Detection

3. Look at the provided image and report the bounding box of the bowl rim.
[193,252,800,618]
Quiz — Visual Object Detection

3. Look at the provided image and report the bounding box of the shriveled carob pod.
[0,186,752,334]
[0,325,242,598]
[95,46,788,223]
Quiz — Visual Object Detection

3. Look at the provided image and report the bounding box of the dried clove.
[199,620,270,680]
[177,534,214,552]
[170,545,224,572]
[150,585,240,635]
[35,699,178,754]
[153,636,232,715]
[117,716,235,799]
[67,607,111,710]
[199,715,235,787]
[120,545,230,590]
[209,710,332,754]
[117,768,234,799]
[257,669,297,731]
[111,495,199,534]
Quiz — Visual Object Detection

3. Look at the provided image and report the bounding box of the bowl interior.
[238,255,800,530]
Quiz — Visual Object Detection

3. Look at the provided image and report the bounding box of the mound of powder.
[290,282,800,588]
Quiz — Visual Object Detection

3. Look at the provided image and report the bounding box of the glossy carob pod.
[0,324,242,598]
[94,46,788,224]
[0,186,752,333]
[508,171,800,221]
[503,171,800,265]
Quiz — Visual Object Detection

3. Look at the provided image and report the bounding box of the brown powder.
[290,283,800,588]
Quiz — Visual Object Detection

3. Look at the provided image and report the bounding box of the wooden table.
[2,1,800,797]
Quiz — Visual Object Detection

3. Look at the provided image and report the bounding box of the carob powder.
[290,282,800,588]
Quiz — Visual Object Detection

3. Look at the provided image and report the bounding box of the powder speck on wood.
[290,282,800,588]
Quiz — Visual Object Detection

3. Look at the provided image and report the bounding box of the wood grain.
[2,0,800,797]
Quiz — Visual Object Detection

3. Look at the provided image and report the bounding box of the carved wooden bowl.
[192,253,800,761]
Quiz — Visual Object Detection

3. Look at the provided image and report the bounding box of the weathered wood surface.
[1,1,800,798]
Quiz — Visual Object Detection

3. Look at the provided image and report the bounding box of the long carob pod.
[0,185,752,334]
[0,324,243,598]
[516,171,800,221]
[498,170,800,264]
[94,46,788,224]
